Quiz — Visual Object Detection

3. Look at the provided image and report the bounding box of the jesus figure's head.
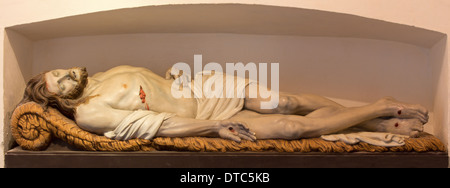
[19,67,89,119]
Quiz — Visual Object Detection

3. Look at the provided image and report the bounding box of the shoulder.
[74,97,116,133]
[75,96,104,120]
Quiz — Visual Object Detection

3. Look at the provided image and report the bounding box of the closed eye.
[72,70,77,79]
[52,71,59,77]
[59,84,66,91]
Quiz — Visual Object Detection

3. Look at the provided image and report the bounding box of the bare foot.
[358,117,424,137]
[376,97,429,124]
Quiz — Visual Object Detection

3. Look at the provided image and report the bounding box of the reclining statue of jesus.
[19,65,428,146]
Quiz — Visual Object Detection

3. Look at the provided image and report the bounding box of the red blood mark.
[397,110,402,115]
[395,123,399,128]
[139,85,146,103]
[229,127,235,133]
[139,85,150,110]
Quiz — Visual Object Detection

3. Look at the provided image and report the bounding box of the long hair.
[18,71,86,119]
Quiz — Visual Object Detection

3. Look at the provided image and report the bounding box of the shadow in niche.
[3,29,34,152]
[429,35,448,147]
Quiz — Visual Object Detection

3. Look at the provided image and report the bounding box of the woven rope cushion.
[10,102,446,152]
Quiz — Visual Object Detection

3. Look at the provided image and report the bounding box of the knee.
[275,95,298,114]
[244,95,294,114]
[244,95,300,114]
[275,118,304,139]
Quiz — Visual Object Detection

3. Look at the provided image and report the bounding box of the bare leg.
[244,84,427,122]
[241,84,428,139]
[233,98,427,139]
[244,87,344,115]
[233,102,386,139]
[245,84,427,120]
[294,96,427,137]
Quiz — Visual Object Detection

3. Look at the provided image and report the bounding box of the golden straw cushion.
[10,102,446,152]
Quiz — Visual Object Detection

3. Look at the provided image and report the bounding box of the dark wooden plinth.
[6,146,448,168]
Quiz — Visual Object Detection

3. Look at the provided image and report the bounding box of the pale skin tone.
[44,66,428,142]
[45,68,81,96]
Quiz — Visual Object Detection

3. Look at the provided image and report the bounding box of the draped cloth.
[104,110,174,140]
[321,132,409,147]
[193,71,256,120]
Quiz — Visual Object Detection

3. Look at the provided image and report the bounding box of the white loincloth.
[321,131,409,147]
[104,110,174,140]
[192,71,256,120]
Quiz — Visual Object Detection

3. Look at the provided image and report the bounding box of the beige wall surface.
[1,0,449,167]
[32,33,433,107]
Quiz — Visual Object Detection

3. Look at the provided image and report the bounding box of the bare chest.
[83,73,197,117]
[84,74,162,111]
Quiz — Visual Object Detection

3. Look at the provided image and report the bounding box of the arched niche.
[4,3,447,152]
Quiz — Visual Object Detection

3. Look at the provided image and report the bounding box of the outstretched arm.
[157,116,256,142]
[75,101,255,142]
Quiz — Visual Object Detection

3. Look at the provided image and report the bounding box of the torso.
[79,65,198,118]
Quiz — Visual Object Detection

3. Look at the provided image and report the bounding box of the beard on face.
[19,67,89,119]
[60,67,88,99]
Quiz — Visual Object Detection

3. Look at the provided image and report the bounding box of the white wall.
[430,37,449,151]
[32,33,433,108]
[1,0,450,168]
[2,30,33,164]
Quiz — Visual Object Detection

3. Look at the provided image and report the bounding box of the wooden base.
[5,146,448,168]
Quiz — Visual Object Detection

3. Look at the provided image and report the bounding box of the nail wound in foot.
[397,110,402,115]
[395,123,399,128]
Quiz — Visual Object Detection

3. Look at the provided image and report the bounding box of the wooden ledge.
[6,145,448,168]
